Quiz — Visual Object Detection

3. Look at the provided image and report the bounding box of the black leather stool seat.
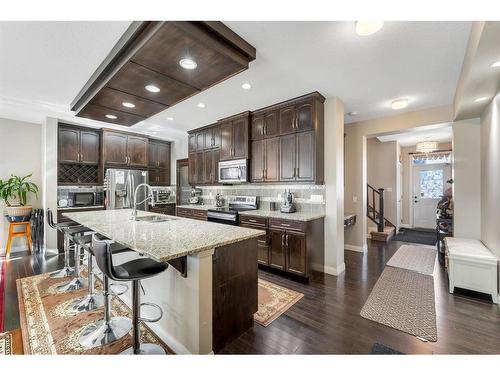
[113,258,167,280]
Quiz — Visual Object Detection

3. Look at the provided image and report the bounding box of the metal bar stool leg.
[121,280,165,355]
[49,233,75,278]
[68,249,104,313]
[54,237,88,292]
[79,275,132,348]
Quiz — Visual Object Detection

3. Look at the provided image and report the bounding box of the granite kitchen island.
[63,209,265,354]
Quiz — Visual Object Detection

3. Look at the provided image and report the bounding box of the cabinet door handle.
[296,167,299,177]
[249,219,257,223]
[286,233,289,247]
[293,167,296,177]
[265,169,267,179]
[281,233,285,249]
[262,169,265,179]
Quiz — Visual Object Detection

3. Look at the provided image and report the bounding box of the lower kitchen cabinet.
[149,204,175,216]
[241,215,324,280]
[176,207,208,220]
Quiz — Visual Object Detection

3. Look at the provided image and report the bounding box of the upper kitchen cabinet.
[251,110,279,141]
[279,94,319,135]
[218,112,250,161]
[148,139,171,186]
[102,130,148,168]
[187,123,221,186]
[58,125,100,165]
[71,22,256,127]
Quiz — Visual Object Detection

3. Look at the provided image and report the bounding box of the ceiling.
[0,21,472,137]
[376,124,453,146]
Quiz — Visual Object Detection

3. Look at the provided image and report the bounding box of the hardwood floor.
[220,240,500,354]
[2,241,500,354]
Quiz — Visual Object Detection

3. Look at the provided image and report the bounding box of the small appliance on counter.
[215,193,224,207]
[152,187,176,205]
[280,190,296,213]
[189,188,202,205]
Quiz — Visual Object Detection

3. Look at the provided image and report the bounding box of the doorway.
[412,162,451,228]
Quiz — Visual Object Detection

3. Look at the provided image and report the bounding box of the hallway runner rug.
[387,244,437,275]
[254,279,304,327]
[360,267,437,341]
[17,271,173,354]
[392,228,437,246]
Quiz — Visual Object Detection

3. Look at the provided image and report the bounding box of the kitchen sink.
[135,215,177,223]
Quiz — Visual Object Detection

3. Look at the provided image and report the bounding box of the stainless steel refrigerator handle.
[128,173,135,208]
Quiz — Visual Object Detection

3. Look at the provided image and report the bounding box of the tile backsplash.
[195,184,325,214]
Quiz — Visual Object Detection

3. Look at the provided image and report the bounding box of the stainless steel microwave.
[218,159,248,184]
[68,192,96,207]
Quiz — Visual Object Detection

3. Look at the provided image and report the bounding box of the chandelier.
[416,141,438,153]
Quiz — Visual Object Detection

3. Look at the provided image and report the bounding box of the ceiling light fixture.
[355,21,384,36]
[105,114,117,120]
[122,102,135,108]
[474,97,488,103]
[347,111,359,116]
[391,98,409,110]
[416,141,438,153]
[242,82,252,90]
[197,103,206,108]
[179,58,197,70]
[167,117,174,121]
[145,84,160,93]
[490,60,500,68]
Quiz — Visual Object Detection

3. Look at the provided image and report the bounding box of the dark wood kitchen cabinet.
[250,137,280,182]
[59,126,99,165]
[279,131,315,182]
[102,130,148,168]
[279,97,314,135]
[218,112,250,161]
[269,229,286,270]
[188,123,221,186]
[251,110,279,140]
[239,216,269,266]
[148,139,171,186]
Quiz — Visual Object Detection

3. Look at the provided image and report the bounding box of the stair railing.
[367,184,385,232]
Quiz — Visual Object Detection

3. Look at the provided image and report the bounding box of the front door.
[412,163,451,228]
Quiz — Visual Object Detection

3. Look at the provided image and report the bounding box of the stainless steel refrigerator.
[104,169,149,210]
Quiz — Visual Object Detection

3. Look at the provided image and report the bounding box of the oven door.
[207,211,238,226]
[218,159,247,184]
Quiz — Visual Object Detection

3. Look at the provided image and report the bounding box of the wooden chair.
[5,221,32,258]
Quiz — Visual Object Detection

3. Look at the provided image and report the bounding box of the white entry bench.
[445,237,498,304]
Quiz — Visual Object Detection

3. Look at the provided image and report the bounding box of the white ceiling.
[376,124,453,146]
[0,21,471,137]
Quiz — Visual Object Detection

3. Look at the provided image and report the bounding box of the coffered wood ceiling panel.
[71,21,256,126]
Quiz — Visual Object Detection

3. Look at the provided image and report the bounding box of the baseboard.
[345,244,367,253]
[400,223,411,228]
[324,263,345,276]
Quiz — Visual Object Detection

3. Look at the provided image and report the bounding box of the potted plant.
[0,174,39,222]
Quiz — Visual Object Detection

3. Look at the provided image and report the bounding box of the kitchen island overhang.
[63,209,265,354]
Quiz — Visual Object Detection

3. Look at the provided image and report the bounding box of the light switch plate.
[353,196,358,203]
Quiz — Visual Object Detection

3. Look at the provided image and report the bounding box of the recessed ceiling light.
[145,84,160,93]
[347,111,359,116]
[391,98,409,110]
[242,82,252,90]
[197,103,206,108]
[122,102,135,108]
[355,21,384,36]
[474,96,488,103]
[179,58,197,70]
[167,117,174,121]
[105,114,117,120]
[490,60,500,68]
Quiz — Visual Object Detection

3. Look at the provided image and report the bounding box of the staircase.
[367,184,396,242]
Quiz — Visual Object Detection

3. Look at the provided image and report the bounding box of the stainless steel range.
[207,195,258,225]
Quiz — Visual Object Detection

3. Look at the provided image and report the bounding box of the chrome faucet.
[131,183,155,221]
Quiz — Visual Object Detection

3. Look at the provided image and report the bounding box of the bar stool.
[78,236,136,348]
[67,234,105,313]
[46,209,86,279]
[91,234,168,355]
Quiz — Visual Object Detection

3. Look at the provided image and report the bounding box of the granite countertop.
[63,209,264,263]
[239,209,325,222]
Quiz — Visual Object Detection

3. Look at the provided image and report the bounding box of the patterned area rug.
[0,332,12,355]
[17,271,173,354]
[254,279,304,327]
[360,267,437,342]
[387,245,437,275]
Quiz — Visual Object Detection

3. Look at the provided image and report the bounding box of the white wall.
[480,94,500,292]
[324,97,345,275]
[0,118,43,254]
[452,118,481,239]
